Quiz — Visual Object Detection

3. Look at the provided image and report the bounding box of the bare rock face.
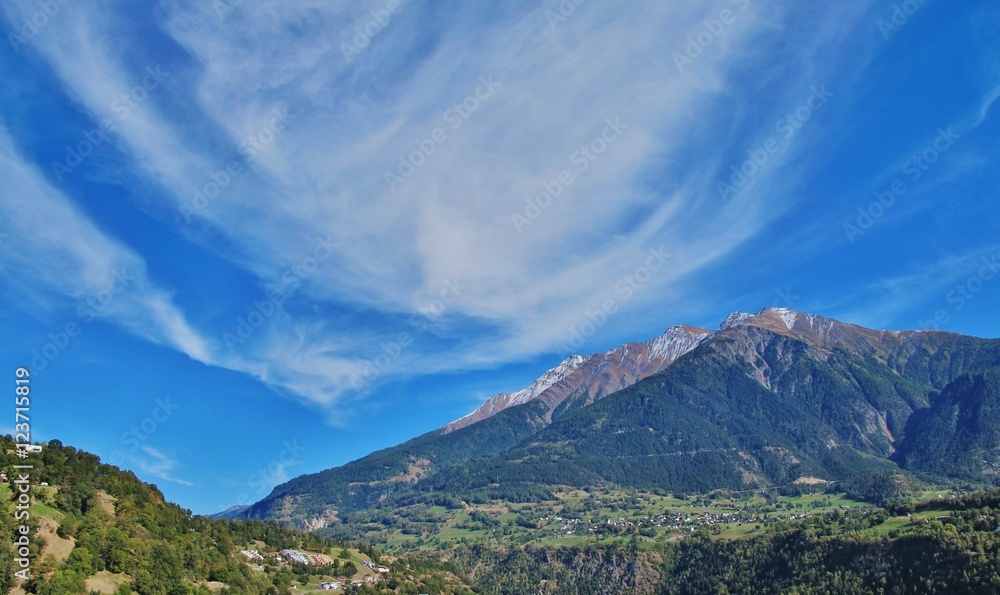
[300,509,339,532]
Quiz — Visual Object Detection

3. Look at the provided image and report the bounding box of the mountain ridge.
[447,306,953,433]
[444,323,712,432]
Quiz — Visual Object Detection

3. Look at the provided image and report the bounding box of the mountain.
[444,324,711,432]
[419,314,995,500]
[243,324,714,526]
[245,308,1000,530]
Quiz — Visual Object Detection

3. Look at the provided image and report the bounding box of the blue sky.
[1,0,998,514]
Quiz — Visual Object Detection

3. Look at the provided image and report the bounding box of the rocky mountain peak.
[444,325,711,433]
[719,311,753,330]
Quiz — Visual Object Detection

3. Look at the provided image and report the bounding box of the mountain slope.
[244,398,554,526]
[895,367,1000,478]
[245,325,712,526]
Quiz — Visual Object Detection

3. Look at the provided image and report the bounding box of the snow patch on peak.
[776,309,798,330]
[647,326,709,361]
[759,307,800,330]
[719,312,752,331]
[559,354,587,369]
[506,355,586,407]
[451,355,587,425]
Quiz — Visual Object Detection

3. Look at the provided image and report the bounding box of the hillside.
[0,436,475,594]
[244,309,1000,531]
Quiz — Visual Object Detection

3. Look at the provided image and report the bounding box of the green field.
[0,482,64,521]
[330,486,890,553]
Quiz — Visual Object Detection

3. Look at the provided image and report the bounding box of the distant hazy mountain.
[244,308,1000,530]
[208,504,252,519]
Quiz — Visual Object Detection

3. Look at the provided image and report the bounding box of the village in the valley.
[238,548,391,591]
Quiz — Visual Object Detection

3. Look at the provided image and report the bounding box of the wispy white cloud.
[2,0,886,404]
[0,123,364,404]
[830,245,1000,329]
[0,125,212,363]
[973,82,1000,129]
[129,445,193,487]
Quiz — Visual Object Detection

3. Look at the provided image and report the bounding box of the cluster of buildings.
[241,548,335,566]
[239,550,264,562]
[319,576,379,589]
[362,560,391,573]
[253,549,337,566]
[239,548,390,589]
[281,549,311,564]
